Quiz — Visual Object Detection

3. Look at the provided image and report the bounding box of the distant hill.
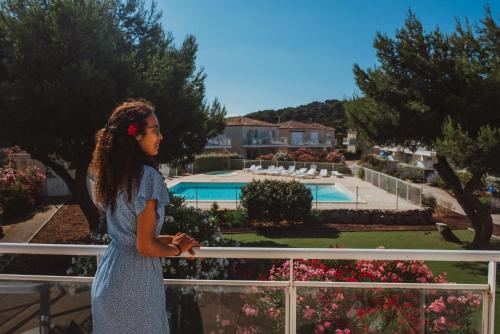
[245,99,347,133]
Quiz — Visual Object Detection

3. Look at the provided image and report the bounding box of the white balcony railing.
[0,243,498,333]
[205,136,232,147]
[243,138,287,145]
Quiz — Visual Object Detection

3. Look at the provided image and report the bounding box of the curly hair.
[90,98,160,214]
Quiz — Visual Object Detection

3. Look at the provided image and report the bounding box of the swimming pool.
[168,182,354,202]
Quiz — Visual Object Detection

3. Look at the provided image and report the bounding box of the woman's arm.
[157,235,174,244]
[136,200,184,257]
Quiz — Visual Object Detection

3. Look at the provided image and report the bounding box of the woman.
[90,99,200,333]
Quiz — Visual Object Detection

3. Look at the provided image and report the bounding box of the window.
[310,132,319,144]
[291,132,304,145]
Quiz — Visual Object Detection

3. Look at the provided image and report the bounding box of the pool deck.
[164,170,421,211]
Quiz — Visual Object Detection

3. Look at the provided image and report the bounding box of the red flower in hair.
[127,123,139,136]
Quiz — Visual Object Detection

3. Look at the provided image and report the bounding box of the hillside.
[246,99,347,133]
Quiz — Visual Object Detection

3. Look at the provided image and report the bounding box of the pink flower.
[314,325,325,334]
[303,306,315,320]
[428,297,446,313]
[241,303,259,317]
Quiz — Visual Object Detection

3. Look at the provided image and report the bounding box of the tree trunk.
[75,162,102,233]
[434,154,492,249]
[30,153,100,232]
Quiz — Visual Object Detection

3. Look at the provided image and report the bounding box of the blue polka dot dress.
[91,165,170,334]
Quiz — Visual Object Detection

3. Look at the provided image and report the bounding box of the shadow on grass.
[442,238,500,282]
[236,240,290,248]
[256,229,340,239]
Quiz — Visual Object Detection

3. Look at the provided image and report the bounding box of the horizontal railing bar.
[293,281,489,290]
[0,274,289,287]
[0,275,488,290]
[1,243,500,262]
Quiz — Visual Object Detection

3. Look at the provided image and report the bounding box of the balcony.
[242,138,288,147]
[205,136,232,149]
[289,139,333,147]
[0,243,498,333]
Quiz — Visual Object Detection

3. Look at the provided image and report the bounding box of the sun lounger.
[302,168,317,179]
[267,166,284,175]
[319,169,328,177]
[295,168,316,178]
[281,165,296,175]
[255,165,275,174]
[332,170,344,178]
[244,164,256,171]
[249,165,262,173]
[290,168,307,177]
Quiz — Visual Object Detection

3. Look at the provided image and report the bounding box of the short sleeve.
[133,166,170,218]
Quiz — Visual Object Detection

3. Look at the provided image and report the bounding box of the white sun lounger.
[281,165,296,175]
[244,164,256,171]
[332,170,344,178]
[302,168,317,179]
[255,165,275,174]
[290,168,307,177]
[295,168,316,178]
[319,169,328,177]
[249,165,262,173]
[267,166,284,175]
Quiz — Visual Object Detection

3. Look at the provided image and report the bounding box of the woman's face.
[136,113,163,156]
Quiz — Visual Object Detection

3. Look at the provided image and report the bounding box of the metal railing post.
[396,182,399,210]
[356,186,359,210]
[289,258,296,334]
[96,254,102,267]
[486,261,497,333]
[315,185,318,209]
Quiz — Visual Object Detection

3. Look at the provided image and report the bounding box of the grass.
[224,229,500,332]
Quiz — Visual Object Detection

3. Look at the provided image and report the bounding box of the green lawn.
[224,230,500,332]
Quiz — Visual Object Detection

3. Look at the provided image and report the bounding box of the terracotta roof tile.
[225,116,276,127]
[278,120,334,130]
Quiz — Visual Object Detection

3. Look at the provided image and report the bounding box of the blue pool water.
[169,182,354,202]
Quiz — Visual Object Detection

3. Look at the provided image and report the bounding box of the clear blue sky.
[157,0,497,116]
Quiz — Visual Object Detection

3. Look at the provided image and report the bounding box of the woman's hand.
[172,233,201,257]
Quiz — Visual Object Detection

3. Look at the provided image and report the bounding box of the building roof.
[225,116,276,127]
[278,120,335,131]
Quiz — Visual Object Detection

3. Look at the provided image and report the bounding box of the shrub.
[456,170,473,186]
[240,179,312,222]
[273,152,293,161]
[324,151,344,163]
[343,150,361,160]
[162,191,239,279]
[479,196,492,212]
[222,208,248,228]
[395,163,426,183]
[430,175,447,188]
[0,148,47,220]
[209,204,249,228]
[435,199,454,216]
[297,153,316,162]
[357,167,365,179]
[336,165,352,175]
[256,154,274,160]
[193,153,240,172]
[215,254,480,334]
[421,194,437,210]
